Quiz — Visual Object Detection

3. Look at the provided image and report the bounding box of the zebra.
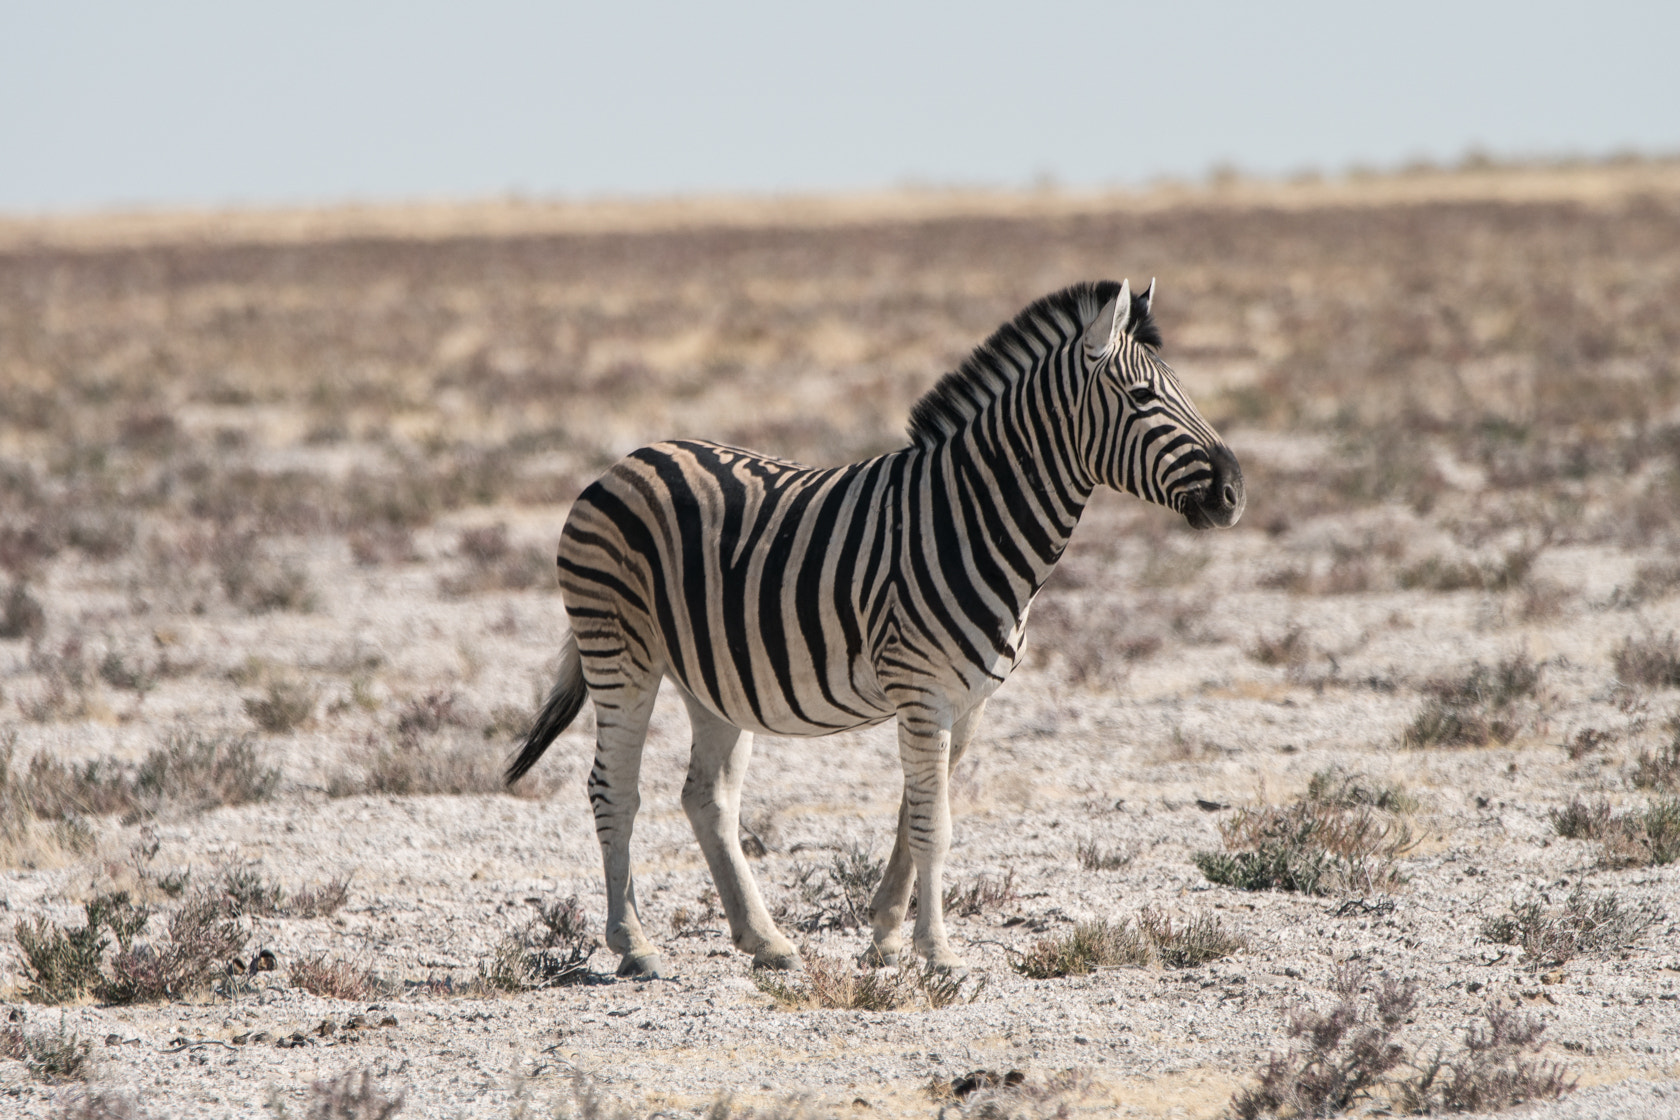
[507,279,1244,978]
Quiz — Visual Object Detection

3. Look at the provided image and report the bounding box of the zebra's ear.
[1084,279,1132,360]
[1139,277,1156,317]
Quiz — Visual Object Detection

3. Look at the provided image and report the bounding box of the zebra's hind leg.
[867,699,986,970]
[678,694,798,970]
[588,675,665,979]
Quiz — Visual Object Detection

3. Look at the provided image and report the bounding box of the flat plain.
[2,162,1679,1119]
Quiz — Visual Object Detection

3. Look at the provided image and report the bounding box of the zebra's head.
[1078,279,1245,530]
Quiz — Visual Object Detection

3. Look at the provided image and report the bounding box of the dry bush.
[776,843,882,933]
[1613,631,1680,688]
[1249,624,1309,668]
[938,1069,1094,1120]
[1481,887,1652,967]
[1549,795,1680,868]
[1011,908,1242,979]
[300,1068,407,1120]
[329,689,560,798]
[11,885,245,1005]
[244,678,319,733]
[1232,968,1416,1120]
[1075,839,1132,871]
[1305,766,1417,813]
[1630,718,1680,790]
[941,868,1020,917]
[1395,1008,1577,1115]
[1232,965,1574,1118]
[438,524,552,596]
[347,524,417,567]
[1402,654,1546,748]
[290,957,381,1001]
[754,948,983,1011]
[480,895,600,991]
[0,1015,95,1084]
[288,876,353,918]
[8,732,273,829]
[47,1089,159,1119]
[1,736,99,869]
[1397,547,1535,594]
[98,887,249,1003]
[1196,783,1415,896]
[211,531,318,613]
[1,579,46,639]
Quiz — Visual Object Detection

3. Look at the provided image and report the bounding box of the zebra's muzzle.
[1183,444,1245,530]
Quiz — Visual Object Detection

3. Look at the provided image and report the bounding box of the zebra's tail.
[505,632,588,784]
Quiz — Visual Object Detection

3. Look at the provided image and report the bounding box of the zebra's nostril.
[1221,483,1238,509]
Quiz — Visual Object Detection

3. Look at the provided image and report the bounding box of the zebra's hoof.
[616,952,666,980]
[750,943,799,971]
[858,945,899,968]
[923,950,968,975]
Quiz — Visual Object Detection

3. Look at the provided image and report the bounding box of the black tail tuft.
[505,634,588,784]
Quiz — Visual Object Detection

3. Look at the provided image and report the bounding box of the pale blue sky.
[3,1,1676,213]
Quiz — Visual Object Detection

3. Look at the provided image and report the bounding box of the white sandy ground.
[3,470,1678,1120]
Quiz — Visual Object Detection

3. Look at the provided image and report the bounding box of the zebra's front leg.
[868,700,985,968]
[679,696,798,970]
[888,717,964,971]
[589,680,664,979]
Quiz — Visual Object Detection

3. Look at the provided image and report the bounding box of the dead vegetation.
[1011,908,1243,979]
[753,948,984,1011]
[479,896,600,991]
[0,1013,95,1084]
[2,730,278,831]
[1548,796,1680,868]
[1232,964,1575,1118]
[1402,654,1547,749]
[1480,887,1653,967]
[1195,770,1416,895]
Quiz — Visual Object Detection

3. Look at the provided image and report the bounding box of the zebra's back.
[558,439,901,737]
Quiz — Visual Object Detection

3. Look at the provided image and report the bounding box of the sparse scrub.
[1232,968,1416,1120]
[1305,766,1417,813]
[777,843,882,932]
[1630,718,1680,789]
[1011,908,1241,978]
[1481,887,1651,966]
[1232,966,1574,1118]
[480,895,600,991]
[1398,547,1535,593]
[11,731,276,824]
[1613,631,1680,688]
[290,956,381,1001]
[244,678,319,733]
[211,532,318,613]
[300,1068,407,1120]
[941,868,1019,917]
[1075,839,1132,871]
[1403,653,1545,748]
[438,524,553,596]
[755,948,984,1011]
[938,1069,1093,1119]
[1549,795,1680,868]
[45,1089,159,1119]
[1,580,47,639]
[1395,1008,1577,1114]
[1249,624,1309,667]
[1196,789,1414,895]
[0,1015,95,1083]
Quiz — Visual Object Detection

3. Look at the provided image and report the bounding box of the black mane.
[906,280,1160,448]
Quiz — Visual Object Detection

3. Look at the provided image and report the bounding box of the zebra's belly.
[663,652,898,738]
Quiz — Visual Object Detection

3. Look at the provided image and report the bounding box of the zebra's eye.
[1127,384,1158,405]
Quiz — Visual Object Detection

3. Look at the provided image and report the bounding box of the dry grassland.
[2,161,1679,1118]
